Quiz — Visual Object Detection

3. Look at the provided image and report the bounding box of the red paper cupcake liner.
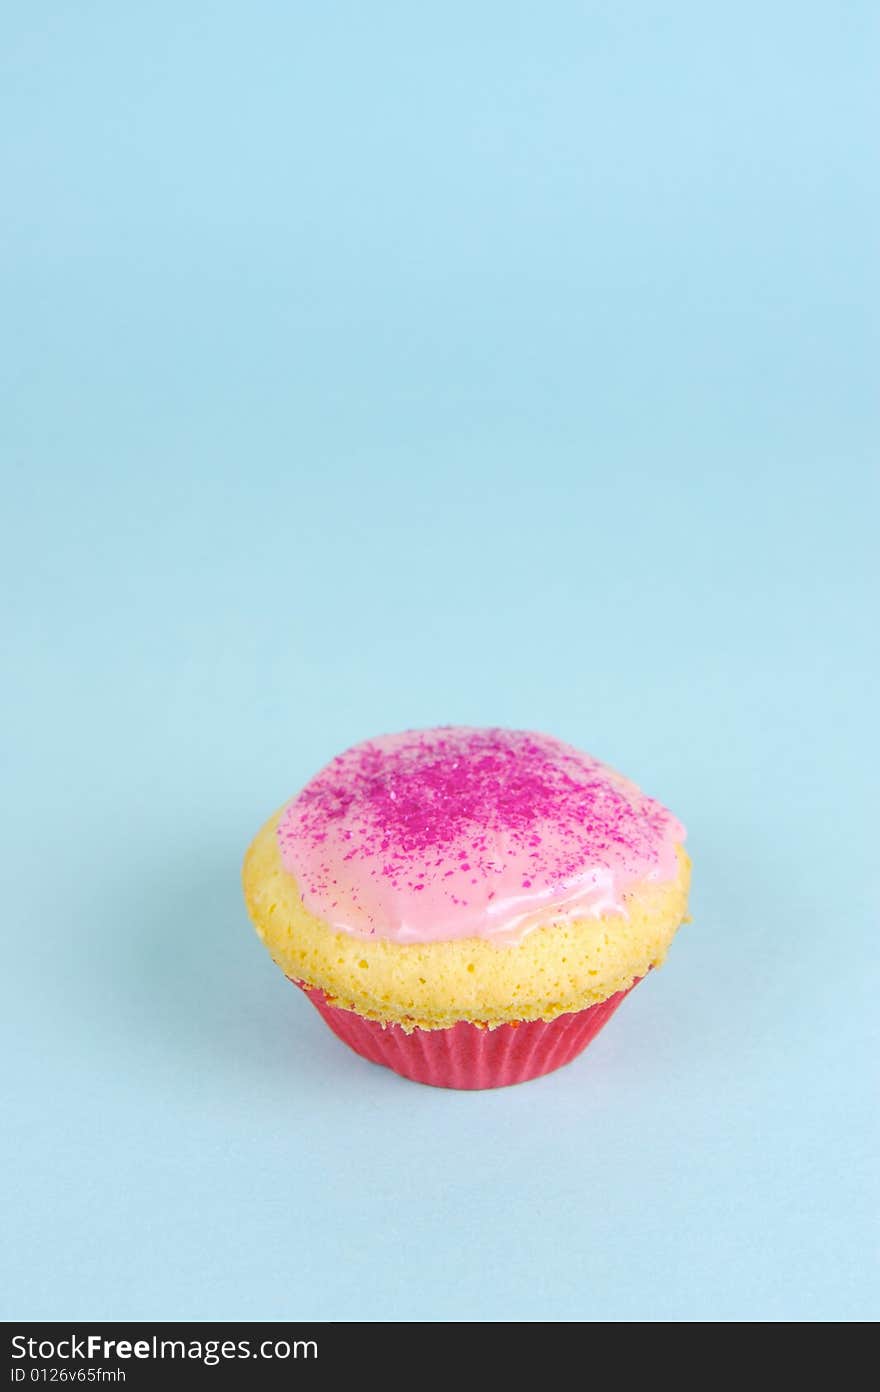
[292,978,640,1090]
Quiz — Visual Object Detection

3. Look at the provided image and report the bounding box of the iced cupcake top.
[277,727,685,945]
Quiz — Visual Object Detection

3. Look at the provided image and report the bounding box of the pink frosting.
[276,727,685,946]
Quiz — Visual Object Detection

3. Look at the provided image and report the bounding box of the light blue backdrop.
[2,2,877,1322]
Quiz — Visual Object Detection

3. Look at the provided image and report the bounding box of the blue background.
[2,2,877,1322]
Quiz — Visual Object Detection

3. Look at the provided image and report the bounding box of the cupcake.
[243,727,690,1090]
